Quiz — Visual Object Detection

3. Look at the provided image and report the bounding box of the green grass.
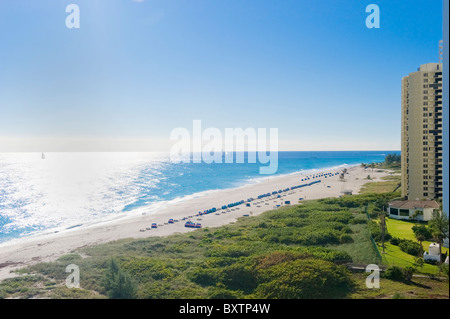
[386,218,449,255]
[379,243,438,275]
[358,173,401,195]
[333,220,380,264]
[377,218,449,275]
[349,272,448,299]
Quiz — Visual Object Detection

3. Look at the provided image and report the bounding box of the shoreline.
[0,164,392,281]
[0,162,356,247]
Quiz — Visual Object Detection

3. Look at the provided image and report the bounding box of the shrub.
[339,234,353,244]
[220,264,258,292]
[255,259,353,299]
[206,244,251,258]
[384,266,404,281]
[121,257,176,281]
[57,254,82,263]
[207,287,242,299]
[187,268,219,287]
[413,257,425,270]
[102,258,137,299]
[424,259,438,265]
[350,217,367,225]
[440,264,449,279]
[389,237,401,246]
[384,265,416,282]
[255,251,312,270]
[398,239,421,257]
[403,266,414,282]
[412,224,432,241]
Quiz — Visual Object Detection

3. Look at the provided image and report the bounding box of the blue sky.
[0,0,443,151]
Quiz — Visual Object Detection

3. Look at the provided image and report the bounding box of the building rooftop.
[418,63,442,72]
[389,200,440,209]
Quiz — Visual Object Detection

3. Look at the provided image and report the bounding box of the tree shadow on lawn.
[401,280,431,290]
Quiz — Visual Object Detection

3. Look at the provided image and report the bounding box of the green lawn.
[386,218,449,255]
[378,217,448,275]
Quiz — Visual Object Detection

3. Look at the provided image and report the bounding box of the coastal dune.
[0,165,390,281]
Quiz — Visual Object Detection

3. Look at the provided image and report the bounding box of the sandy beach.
[0,165,391,281]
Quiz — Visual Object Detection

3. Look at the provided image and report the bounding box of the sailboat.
[41,152,46,159]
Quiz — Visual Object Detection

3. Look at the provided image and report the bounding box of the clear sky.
[0,0,443,151]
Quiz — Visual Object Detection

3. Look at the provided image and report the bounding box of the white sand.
[0,165,392,281]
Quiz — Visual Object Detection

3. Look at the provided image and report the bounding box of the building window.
[400,209,410,217]
[423,90,428,94]
[423,193,428,197]
[423,170,428,174]
[390,208,399,216]
[423,181,428,185]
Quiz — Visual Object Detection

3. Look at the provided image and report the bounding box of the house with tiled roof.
[388,200,440,221]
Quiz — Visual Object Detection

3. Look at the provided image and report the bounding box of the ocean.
[0,151,399,244]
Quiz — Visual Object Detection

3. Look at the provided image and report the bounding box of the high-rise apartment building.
[401,63,443,201]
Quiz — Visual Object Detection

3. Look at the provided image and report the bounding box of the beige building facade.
[401,63,443,201]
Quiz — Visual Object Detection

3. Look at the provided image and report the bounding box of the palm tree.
[428,209,449,265]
